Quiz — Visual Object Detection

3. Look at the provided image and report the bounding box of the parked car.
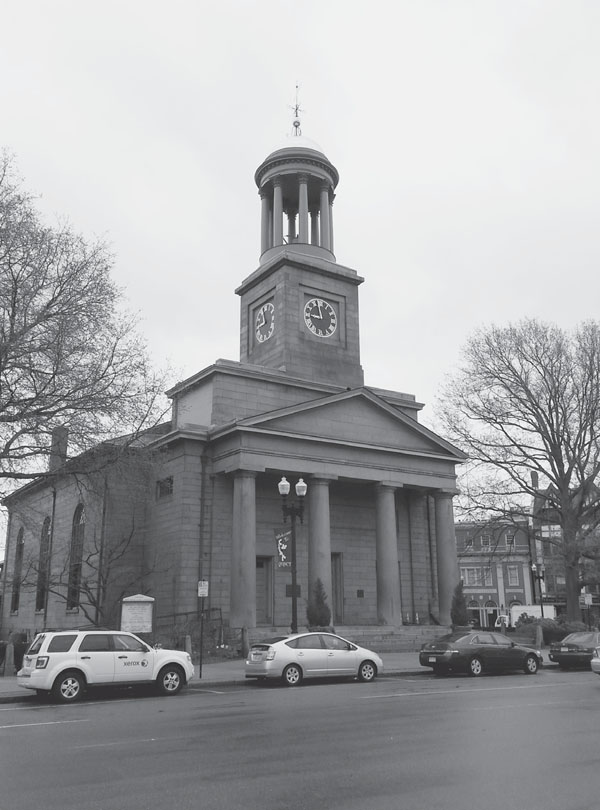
[245,631,383,686]
[589,647,600,677]
[17,630,195,702]
[419,631,542,677]
[548,632,600,669]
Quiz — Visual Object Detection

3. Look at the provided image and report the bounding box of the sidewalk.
[0,652,425,704]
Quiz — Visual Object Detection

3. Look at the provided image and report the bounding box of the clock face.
[255,301,275,343]
[304,297,337,338]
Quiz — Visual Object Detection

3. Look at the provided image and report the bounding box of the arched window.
[67,505,85,610]
[10,528,25,613]
[36,517,51,612]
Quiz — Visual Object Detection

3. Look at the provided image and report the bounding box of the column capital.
[375,481,403,492]
[232,469,258,480]
[434,488,460,499]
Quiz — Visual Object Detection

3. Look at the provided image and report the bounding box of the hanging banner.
[275,528,292,567]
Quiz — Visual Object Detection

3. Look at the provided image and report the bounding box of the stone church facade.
[1,133,464,642]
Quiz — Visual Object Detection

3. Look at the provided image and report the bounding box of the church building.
[1,128,465,644]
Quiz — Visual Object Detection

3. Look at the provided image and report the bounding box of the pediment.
[238,389,464,459]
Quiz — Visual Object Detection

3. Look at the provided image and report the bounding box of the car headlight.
[35,657,49,669]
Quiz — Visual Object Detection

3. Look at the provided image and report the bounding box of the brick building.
[455,521,535,628]
[1,131,465,643]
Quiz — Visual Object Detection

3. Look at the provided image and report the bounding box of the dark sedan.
[419,631,542,677]
[548,632,600,669]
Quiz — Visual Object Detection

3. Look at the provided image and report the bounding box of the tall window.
[507,565,519,587]
[67,505,85,609]
[461,567,479,586]
[36,517,51,612]
[10,528,25,613]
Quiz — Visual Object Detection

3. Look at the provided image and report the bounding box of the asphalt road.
[1,669,599,810]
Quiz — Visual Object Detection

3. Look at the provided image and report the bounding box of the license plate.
[561,647,568,652]
[429,656,436,663]
[251,652,262,661]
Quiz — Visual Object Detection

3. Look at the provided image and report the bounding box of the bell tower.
[236,118,364,388]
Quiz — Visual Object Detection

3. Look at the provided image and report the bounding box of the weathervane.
[290,82,303,136]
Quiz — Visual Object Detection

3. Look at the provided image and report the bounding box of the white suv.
[17,630,195,702]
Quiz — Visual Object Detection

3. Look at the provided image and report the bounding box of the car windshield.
[25,635,45,655]
[562,633,599,646]
[427,634,472,646]
[447,634,473,645]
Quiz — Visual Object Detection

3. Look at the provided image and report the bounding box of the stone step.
[248,624,451,653]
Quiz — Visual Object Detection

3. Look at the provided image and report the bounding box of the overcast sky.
[2,0,599,429]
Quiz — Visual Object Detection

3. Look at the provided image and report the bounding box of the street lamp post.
[278,476,308,634]
[531,563,546,618]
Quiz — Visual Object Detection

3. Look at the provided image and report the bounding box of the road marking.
[0,719,88,730]
[360,680,578,699]
[193,688,227,694]
[77,738,163,749]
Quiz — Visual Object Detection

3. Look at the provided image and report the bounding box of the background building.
[455,520,535,628]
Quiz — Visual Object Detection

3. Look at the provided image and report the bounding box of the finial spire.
[291,82,302,136]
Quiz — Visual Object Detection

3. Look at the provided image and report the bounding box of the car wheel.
[157,665,185,695]
[524,654,539,675]
[52,670,85,703]
[282,664,302,687]
[468,657,484,677]
[358,660,377,682]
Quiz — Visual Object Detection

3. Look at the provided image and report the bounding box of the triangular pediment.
[237,388,464,460]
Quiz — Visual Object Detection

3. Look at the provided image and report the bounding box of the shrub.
[307,578,332,628]
[450,581,469,627]
[540,617,587,644]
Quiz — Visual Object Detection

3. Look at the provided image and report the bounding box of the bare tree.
[438,318,600,620]
[0,152,169,496]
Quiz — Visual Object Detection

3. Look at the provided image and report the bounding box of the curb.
[0,668,428,705]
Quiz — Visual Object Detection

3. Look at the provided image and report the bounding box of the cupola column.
[298,175,309,243]
[287,209,297,244]
[329,193,335,255]
[310,207,319,245]
[260,189,271,254]
[273,180,283,246]
[319,183,331,250]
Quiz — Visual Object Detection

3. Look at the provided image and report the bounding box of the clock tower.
[236,127,364,388]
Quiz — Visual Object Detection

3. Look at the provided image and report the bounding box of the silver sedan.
[245,631,384,686]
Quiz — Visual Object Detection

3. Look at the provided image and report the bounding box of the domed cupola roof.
[263,134,328,161]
